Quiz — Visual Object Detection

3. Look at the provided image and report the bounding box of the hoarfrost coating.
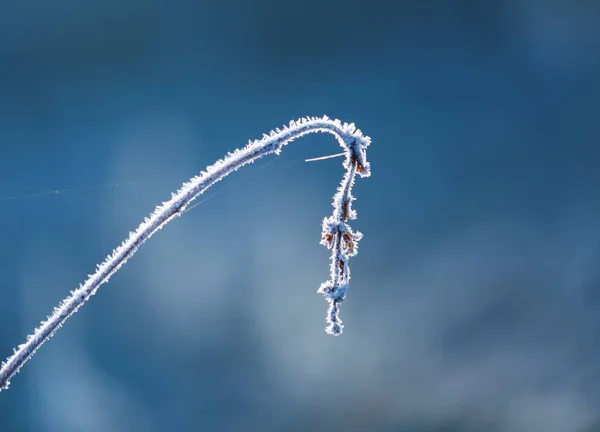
[0,115,371,392]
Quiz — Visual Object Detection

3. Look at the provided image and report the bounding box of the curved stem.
[0,116,371,391]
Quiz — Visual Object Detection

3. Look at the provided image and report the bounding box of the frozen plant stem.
[0,116,371,392]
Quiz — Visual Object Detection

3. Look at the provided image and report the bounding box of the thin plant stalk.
[0,116,371,391]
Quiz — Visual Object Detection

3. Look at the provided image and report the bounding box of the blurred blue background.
[1,1,599,431]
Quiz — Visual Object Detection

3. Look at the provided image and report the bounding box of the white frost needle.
[305,152,346,162]
[0,115,371,392]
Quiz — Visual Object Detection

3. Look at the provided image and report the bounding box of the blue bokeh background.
[1,1,599,431]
